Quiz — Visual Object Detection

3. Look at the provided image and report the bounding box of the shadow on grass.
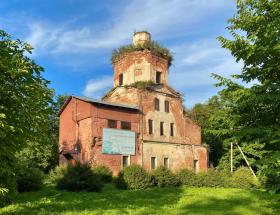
[1,186,279,215]
[2,184,184,214]
[179,188,280,215]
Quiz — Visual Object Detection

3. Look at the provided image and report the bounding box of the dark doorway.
[156,72,161,84]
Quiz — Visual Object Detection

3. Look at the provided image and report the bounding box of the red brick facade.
[59,97,140,175]
[59,32,208,175]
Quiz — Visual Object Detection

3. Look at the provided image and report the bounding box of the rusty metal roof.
[74,96,139,110]
[59,95,140,115]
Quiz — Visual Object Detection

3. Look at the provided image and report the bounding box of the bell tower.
[112,31,169,87]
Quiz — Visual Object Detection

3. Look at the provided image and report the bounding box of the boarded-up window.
[151,157,157,169]
[163,157,169,168]
[170,123,174,136]
[119,74,123,86]
[160,122,164,136]
[165,100,169,113]
[154,98,160,111]
[121,121,131,130]
[108,119,117,128]
[156,71,161,84]
[122,156,129,167]
[148,119,153,134]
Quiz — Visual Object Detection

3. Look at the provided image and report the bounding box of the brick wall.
[59,97,140,175]
[113,50,169,86]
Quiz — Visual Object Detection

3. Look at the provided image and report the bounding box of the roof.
[58,95,140,115]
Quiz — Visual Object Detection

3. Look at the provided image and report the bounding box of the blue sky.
[0,0,241,107]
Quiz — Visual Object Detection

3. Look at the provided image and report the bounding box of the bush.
[56,162,103,192]
[198,169,231,188]
[0,177,16,208]
[177,168,232,188]
[230,167,257,189]
[48,164,67,184]
[16,167,43,193]
[262,173,280,193]
[93,165,113,183]
[153,166,181,187]
[176,169,197,186]
[121,165,153,189]
[0,187,10,208]
[114,170,127,190]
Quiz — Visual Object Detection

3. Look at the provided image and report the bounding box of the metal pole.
[230,142,233,173]
[236,143,257,179]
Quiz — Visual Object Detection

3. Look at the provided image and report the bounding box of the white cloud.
[168,39,243,107]
[170,39,242,86]
[26,23,61,54]
[83,76,113,98]
[23,0,233,55]
[1,0,238,106]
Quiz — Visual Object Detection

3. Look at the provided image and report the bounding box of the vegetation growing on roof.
[111,41,173,67]
[129,81,156,89]
[101,81,157,100]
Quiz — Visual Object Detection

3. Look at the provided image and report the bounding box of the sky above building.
[0,0,241,107]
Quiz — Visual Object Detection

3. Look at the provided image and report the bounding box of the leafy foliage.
[177,169,232,188]
[261,172,280,194]
[212,0,280,192]
[153,167,181,187]
[0,29,54,205]
[16,167,43,193]
[199,169,232,188]
[129,81,157,89]
[48,165,67,184]
[111,40,173,67]
[176,169,198,186]
[93,165,113,183]
[187,96,232,167]
[121,165,153,189]
[0,187,11,208]
[114,170,127,190]
[230,167,258,189]
[14,94,68,175]
[56,163,103,192]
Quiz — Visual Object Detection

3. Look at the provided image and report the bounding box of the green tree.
[215,0,280,192]
[188,96,232,167]
[0,29,54,202]
[15,94,69,173]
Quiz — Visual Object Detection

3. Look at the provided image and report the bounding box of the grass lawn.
[0,184,279,215]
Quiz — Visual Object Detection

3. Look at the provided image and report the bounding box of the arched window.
[154,98,159,111]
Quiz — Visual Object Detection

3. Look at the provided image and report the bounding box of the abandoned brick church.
[59,31,208,175]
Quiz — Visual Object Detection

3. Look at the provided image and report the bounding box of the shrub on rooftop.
[111,41,173,67]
